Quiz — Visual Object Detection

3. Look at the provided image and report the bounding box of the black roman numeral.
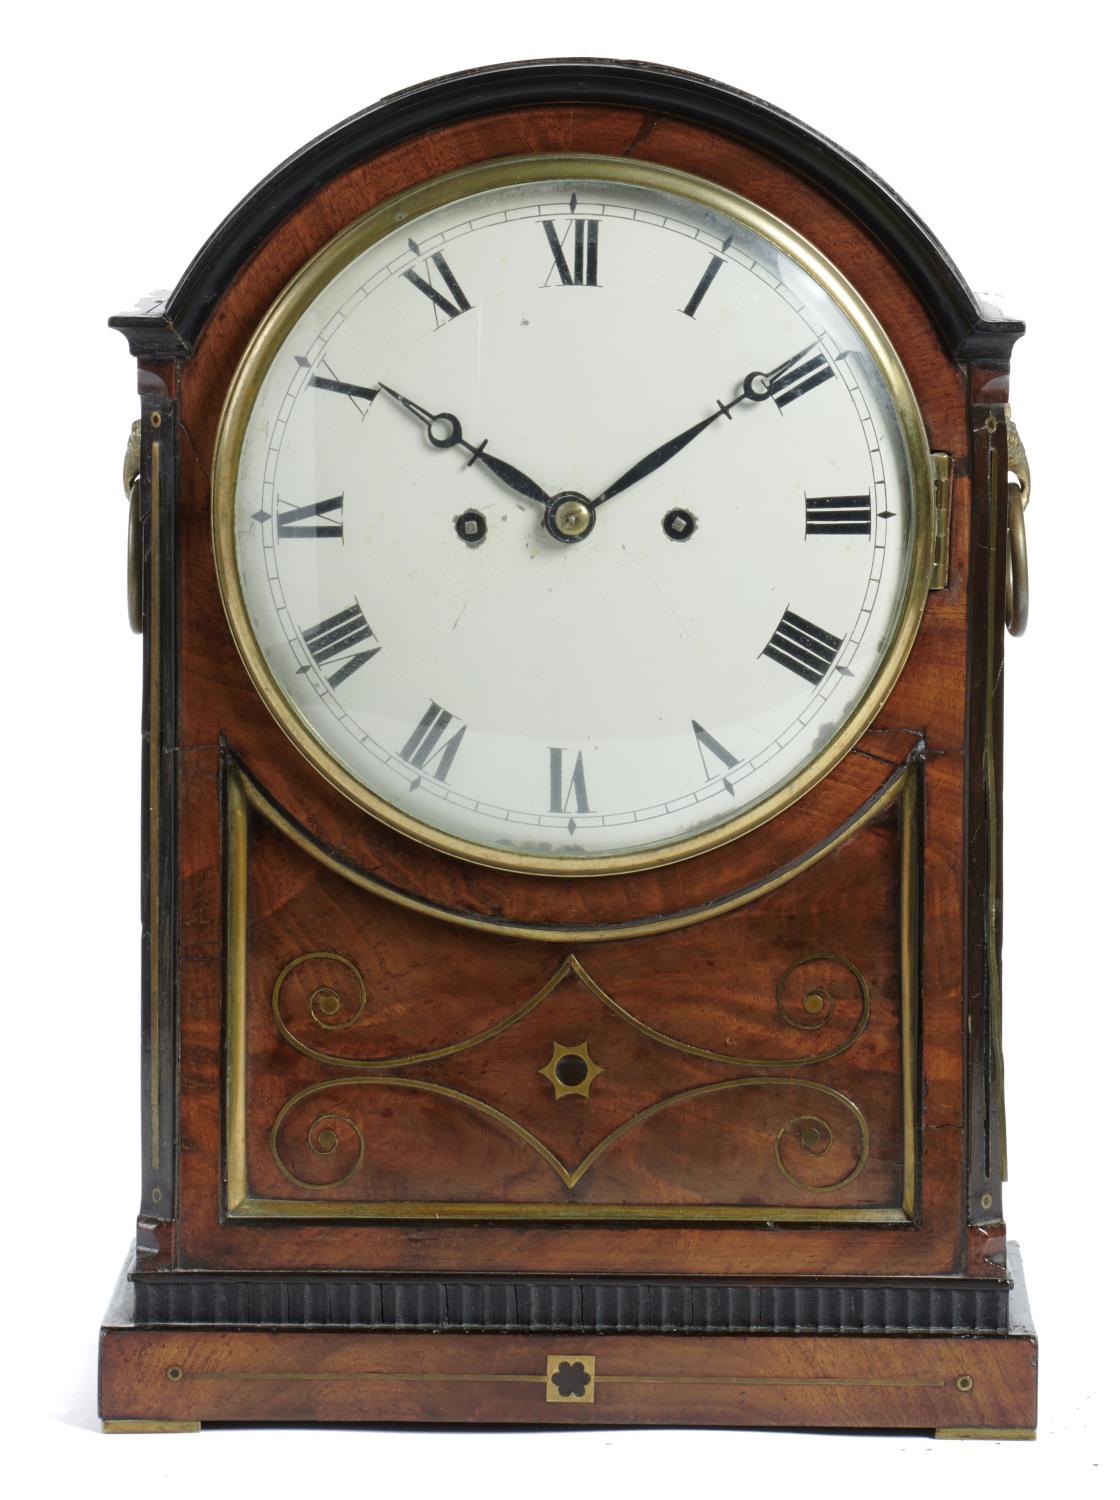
[542,219,599,286]
[549,748,590,814]
[308,374,380,405]
[302,603,379,687]
[681,255,724,318]
[769,351,835,408]
[400,702,467,782]
[277,495,344,540]
[805,494,872,537]
[403,251,472,323]
[762,609,843,685]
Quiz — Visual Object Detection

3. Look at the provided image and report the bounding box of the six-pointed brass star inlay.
[539,1040,604,1100]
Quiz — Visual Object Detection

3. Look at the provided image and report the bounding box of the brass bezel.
[213,154,934,878]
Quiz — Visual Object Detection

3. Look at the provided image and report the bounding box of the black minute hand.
[592,344,822,509]
[593,395,746,506]
[379,384,550,506]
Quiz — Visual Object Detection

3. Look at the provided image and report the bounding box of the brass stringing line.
[270,1075,573,1188]
[230,1201,904,1221]
[225,770,250,1211]
[237,760,913,944]
[986,761,1006,1178]
[900,767,919,1218]
[593,1375,944,1389]
[272,954,576,1070]
[269,1072,870,1192]
[273,951,871,1073]
[193,1372,543,1384]
[148,436,161,1172]
[572,955,870,1070]
[986,442,1008,1181]
[568,1076,869,1192]
[184,1370,944,1390]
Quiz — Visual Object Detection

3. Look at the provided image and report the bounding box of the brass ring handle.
[123,418,143,634]
[1006,480,1028,637]
[122,417,142,497]
[1006,414,1030,510]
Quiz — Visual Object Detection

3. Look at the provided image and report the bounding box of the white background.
[1,1,1113,1492]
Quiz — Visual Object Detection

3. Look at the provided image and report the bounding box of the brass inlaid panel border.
[225,767,250,1218]
[986,438,1008,1182]
[266,1072,871,1194]
[229,753,918,944]
[167,1357,954,1403]
[223,758,921,1225]
[900,766,919,1220]
[272,951,870,1072]
[148,434,161,1171]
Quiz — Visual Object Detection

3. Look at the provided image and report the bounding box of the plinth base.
[99,1248,1037,1436]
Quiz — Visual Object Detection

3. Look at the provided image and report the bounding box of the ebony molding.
[130,1272,1011,1335]
[110,58,1023,364]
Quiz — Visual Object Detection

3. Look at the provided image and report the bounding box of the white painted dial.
[219,161,929,872]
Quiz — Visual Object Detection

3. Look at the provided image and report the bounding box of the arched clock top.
[110,57,1022,364]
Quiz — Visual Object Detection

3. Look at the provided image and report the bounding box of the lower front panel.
[225,759,918,1225]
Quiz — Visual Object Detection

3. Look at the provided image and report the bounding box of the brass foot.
[102,1419,201,1434]
[934,1427,1035,1441]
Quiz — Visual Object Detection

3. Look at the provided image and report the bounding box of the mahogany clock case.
[99,58,1036,1435]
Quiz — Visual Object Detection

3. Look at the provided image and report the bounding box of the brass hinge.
[929,452,953,590]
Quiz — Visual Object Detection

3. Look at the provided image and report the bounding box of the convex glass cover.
[215,157,932,872]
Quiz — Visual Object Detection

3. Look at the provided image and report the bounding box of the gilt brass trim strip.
[225,770,250,1213]
[985,441,1007,1182]
[178,1368,946,1390]
[148,436,161,1171]
[900,767,919,1219]
[226,1199,910,1223]
[197,1370,545,1384]
[596,1374,945,1389]
[212,153,935,878]
[234,756,915,944]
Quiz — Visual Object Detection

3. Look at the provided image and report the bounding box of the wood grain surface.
[99,1324,1037,1432]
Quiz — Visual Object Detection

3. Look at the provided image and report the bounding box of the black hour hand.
[379,384,550,506]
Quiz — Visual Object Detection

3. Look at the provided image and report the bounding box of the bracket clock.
[99,58,1037,1437]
